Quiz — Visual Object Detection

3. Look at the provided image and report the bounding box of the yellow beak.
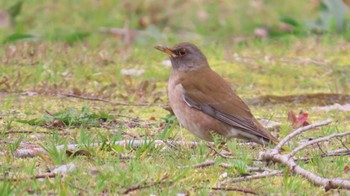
[154,45,176,56]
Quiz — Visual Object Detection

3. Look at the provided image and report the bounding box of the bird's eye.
[178,50,186,56]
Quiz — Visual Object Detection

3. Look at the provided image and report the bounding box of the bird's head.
[155,42,209,72]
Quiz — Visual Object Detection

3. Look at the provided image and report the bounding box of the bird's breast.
[168,72,230,141]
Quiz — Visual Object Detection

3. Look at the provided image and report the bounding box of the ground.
[1,0,350,195]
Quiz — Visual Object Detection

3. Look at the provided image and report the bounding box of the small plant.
[4,117,15,131]
[17,106,113,128]
[157,114,177,140]
[7,137,22,159]
[134,136,158,158]
[231,159,249,175]
[0,175,13,196]
[39,143,66,165]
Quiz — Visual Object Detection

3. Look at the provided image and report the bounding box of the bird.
[155,42,278,145]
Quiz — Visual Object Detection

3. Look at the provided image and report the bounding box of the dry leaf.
[288,110,311,129]
[72,87,82,96]
[66,149,91,157]
[344,165,350,173]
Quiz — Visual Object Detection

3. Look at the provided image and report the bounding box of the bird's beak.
[154,45,177,57]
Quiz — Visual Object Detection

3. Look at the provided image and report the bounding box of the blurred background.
[1,0,350,100]
[1,2,350,195]
[1,0,350,46]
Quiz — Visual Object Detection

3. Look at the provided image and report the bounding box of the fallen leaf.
[288,110,311,129]
[288,111,297,124]
[72,87,82,96]
[66,149,91,157]
[296,113,309,126]
[344,165,350,173]
[51,120,64,127]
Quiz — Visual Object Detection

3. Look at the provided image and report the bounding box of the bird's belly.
[168,82,229,141]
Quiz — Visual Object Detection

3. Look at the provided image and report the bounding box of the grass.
[1,0,350,195]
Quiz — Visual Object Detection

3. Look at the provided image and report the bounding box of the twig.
[289,132,350,157]
[162,140,178,150]
[248,93,350,106]
[209,187,257,195]
[317,143,327,155]
[220,170,283,185]
[3,130,52,135]
[261,123,350,191]
[261,150,350,191]
[295,148,350,162]
[219,163,271,173]
[275,119,332,151]
[324,148,350,156]
[0,173,58,181]
[336,137,350,151]
[177,160,215,169]
[205,143,262,162]
[279,57,329,66]
[205,143,236,159]
[12,140,202,158]
[68,182,88,193]
[61,93,167,108]
[122,173,169,194]
[62,93,118,104]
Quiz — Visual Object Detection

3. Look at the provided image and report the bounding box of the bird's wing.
[179,68,277,142]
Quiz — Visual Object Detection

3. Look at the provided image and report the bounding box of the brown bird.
[155,42,278,145]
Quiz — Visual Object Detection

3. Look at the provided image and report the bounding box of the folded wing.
[179,68,277,143]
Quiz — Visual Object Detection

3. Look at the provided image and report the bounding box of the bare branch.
[275,119,332,151]
[12,140,202,158]
[0,173,58,181]
[61,93,167,108]
[219,163,271,173]
[289,131,350,157]
[205,143,236,159]
[293,148,350,162]
[325,148,350,157]
[122,173,169,194]
[3,130,52,135]
[177,160,215,169]
[261,127,350,191]
[336,137,350,151]
[220,170,283,185]
[317,143,327,155]
[209,187,257,195]
[261,149,350,191]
